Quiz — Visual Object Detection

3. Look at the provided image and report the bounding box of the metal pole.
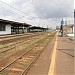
[60,19,63,37]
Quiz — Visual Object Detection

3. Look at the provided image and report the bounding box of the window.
[0,25,5,31]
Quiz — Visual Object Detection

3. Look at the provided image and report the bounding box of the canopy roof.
[28,26,48,29]
[0,19,31,27]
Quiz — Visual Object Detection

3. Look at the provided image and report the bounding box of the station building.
[0,19,31,35]
[63,24,74,34]
[0,19,48,35]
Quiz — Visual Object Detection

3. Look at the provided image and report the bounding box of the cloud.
[34,0,74,18]
[0,0,74,29]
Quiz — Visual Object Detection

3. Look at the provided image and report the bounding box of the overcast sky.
[0,0,74,29]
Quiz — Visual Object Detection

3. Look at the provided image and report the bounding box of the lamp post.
[60,19,64,37]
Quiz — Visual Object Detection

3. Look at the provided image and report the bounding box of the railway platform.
[54,35,74,75]
[26,34,74,75]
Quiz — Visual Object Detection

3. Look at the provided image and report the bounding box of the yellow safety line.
[48,34,57,75]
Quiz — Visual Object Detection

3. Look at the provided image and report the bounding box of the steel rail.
[0,33,46,55]
[0,32,45,49]
[0,35,48,72]
[20,34,55,75]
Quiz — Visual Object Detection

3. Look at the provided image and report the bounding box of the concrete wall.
[0,24,11,35]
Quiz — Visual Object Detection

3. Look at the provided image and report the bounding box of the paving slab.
[54,36,74,75]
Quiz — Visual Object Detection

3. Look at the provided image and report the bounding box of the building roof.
[0,19,31,27]
[28,26,47,30]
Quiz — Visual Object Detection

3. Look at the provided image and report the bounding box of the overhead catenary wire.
[0,0,52,27]
[0,6,25,21]
[27,0,52,28]
[0,0,47,19]
[27,0,48,18]
[0,9,29,24]
[0,0,28,16]
[31,0,67,26]
[0,0,37,21]
[31,0,44,11]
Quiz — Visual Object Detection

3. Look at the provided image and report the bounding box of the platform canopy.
[28,26,48,32]
[0,19,31,27]
[28,26,47,30]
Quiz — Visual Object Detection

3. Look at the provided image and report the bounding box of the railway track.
[0,32,42,39]
[0,33,37,39]
[0,32,46,51]
[0,33,48,62]
[0,32,56,75]
[0,32,44,45]
[0,32,44,40]
[0,33,44,53]
[0,32,51,62]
